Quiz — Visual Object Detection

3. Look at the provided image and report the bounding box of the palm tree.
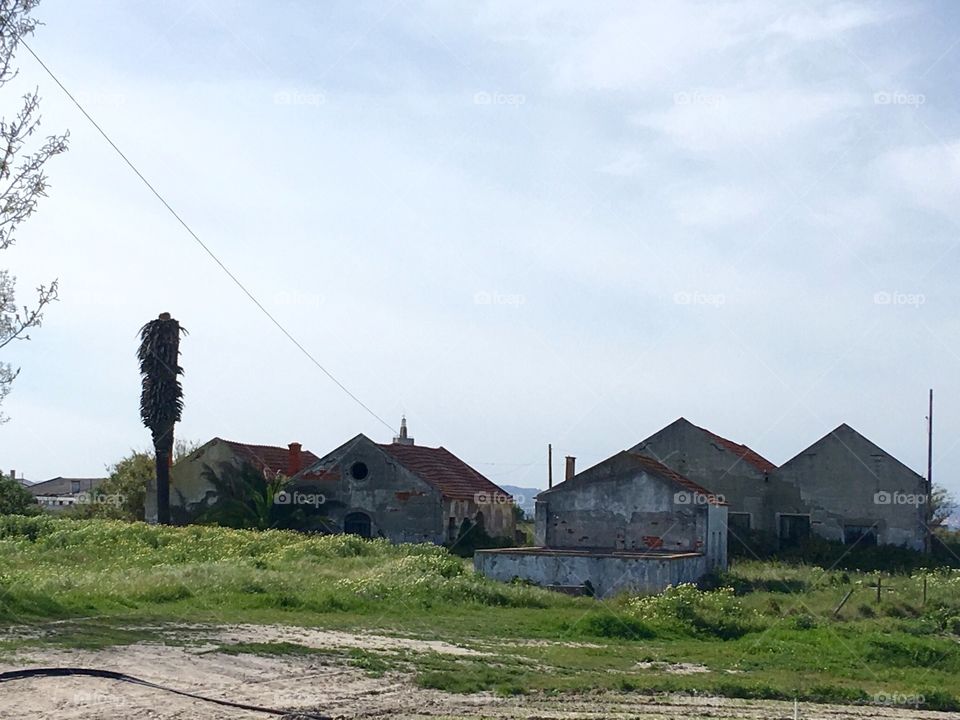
[138,312,186,525]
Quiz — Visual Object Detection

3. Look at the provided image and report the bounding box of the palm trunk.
[156,444,170,525]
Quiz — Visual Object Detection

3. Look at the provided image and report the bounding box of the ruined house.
[771,424,926,550]
[145,437,319,524]
[631,417,789,538]
[633,417,927,550]
[290,420,516,545]
[475,451,727,597]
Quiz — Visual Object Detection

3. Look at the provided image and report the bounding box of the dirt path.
[0,629,957,720]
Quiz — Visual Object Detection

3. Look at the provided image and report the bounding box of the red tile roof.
[695,425,777,474]
[378,443,510,501]
[219,439,320,476]
[626,452,725,505]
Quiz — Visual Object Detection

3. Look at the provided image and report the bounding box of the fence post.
[876,574,882,604]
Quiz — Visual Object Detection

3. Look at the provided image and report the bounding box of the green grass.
[1,515,960,710]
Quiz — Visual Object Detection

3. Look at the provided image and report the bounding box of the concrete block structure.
[633,417,927,550]
[772,424,926,550]
[632,418,800,540]
[476,451,727,597]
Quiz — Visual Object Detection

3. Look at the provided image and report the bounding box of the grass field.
[1,515,959,711]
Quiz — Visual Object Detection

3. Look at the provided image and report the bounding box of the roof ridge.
[378,442,511,500]
[625,451,724,504]
[693,424,777,473]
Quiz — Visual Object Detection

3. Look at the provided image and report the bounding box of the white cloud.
[671,185,765,228]
[635,89,861,154]
[876,140,960,221]
[598,151,647,177]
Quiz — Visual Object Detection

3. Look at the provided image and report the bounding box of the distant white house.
[26,476,107,512]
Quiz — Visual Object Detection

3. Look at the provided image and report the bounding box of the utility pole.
[548,443,553,489]
[926,388,934,554]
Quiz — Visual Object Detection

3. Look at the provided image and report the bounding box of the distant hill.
[499,485,543,518]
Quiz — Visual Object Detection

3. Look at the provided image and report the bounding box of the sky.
[2,0,959,495]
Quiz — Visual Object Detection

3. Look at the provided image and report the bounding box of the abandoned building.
[27,476,107,512]
[632,418,789,538]
[632,417,927,550]
[145,437,320,524]
[475,451,727,597]
[290,419,516,544]
[772,424,927,550]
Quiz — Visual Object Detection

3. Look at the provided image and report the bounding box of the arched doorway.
[343,511,373,538]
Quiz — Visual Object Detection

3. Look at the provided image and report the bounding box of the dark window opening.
[778,514,810,547]
[349,462,369,480]
[343,511,372,538]
[844,524,878,546]
[728,512,752,534]
[448,517,457,542]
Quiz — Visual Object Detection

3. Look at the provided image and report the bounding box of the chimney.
[9,470,14,482]
[287,442,303,476]
[565,456,576,482]
[392,416,415,446]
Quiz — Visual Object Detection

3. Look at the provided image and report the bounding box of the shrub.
[579,613,655,640]
[628,584,761,639]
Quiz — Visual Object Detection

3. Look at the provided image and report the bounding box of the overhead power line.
[19,38,394,433]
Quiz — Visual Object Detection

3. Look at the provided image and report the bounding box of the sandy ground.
[1,626,958,720]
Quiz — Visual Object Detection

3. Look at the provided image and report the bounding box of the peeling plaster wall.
[146,439,242,524]
[536,454,713,554]
[445,497,515,542]
[772,426,926,550]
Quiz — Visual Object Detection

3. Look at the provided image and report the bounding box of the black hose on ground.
[0,667,333,719]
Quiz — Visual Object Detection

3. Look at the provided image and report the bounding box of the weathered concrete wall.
[772,425,926,550]
[446,496,515,542]
[295,436,446,544]
[146,439,239,524]
[632,418,796,535]
[536,452,713,554]
[475,549,708,598]
[706,503,728,570]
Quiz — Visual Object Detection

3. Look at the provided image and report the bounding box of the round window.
[350,461,369,480]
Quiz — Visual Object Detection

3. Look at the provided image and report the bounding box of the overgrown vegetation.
[0,472,38,515]
[730,528,960,572]
[1,515,959,710]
